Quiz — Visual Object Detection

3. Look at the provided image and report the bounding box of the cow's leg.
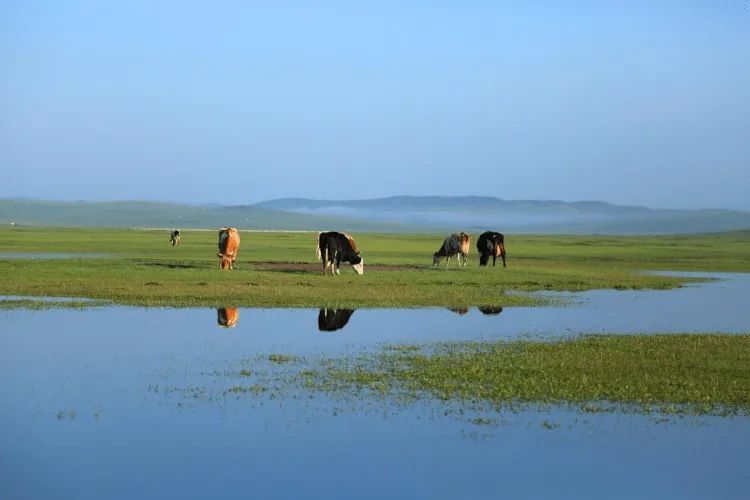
[335,253,342,275]
[492,254,496,266]
[322,248,328,275]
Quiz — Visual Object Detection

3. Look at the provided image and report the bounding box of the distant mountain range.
[1,197,749,234]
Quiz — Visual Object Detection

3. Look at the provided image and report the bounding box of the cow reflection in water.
[448,307,469,315]
[478,306,503,316]
[317,308,355,332]
[217,307,239,328]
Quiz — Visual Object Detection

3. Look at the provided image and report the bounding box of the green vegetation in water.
[268,354,300,365]
[224,384,267,395]
[1,227,748,308]
[301,334,750,416]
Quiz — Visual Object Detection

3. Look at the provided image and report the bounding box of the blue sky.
[1,1,748,209]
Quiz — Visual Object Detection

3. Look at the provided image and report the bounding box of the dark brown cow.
[477,231,506,267]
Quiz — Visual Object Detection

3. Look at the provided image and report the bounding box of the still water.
[0,273,748,499]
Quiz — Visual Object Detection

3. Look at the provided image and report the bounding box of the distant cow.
[477,231,506,267]
[169,229,181,246]
[217,307,239,328]
[433,232,470,266]
[317,308,355,331]
[317,231,363,275]
[218,227,240,270]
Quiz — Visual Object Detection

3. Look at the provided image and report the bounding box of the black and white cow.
[169,229,181,246]
[317,308,355,331]
[317,231,364,275]
[477,231,506,267]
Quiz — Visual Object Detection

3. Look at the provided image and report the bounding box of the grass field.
[1,227,749,307]
[299,334,750,415]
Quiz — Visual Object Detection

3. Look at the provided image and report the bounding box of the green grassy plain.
[0,227,748,307]
[301,334,750,415]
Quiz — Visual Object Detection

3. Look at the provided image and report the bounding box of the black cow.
[317,231,364,275]
[477,231,506,267]
[169,229,181,246]
[317,308,355,331]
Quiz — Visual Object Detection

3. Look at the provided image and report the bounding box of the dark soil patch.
[250,261,424,273]
[141,261,202,269]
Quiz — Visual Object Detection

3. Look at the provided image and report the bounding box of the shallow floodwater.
[1,273,749,498]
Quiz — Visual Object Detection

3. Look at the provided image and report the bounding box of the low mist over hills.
[254,196,750,234]
[0,199,412,232]
[2,197,749,234]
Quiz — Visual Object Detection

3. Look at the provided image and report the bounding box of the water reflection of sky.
[1,272,749,498]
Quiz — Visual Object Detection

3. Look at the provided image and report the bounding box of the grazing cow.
[317,308,355,331]
[217,307,239,328]
[433,232,470,266]
[217,227,240,270]
[478,306,503,316]
[477,231,506,267]
[169,229,181,246]
[317,231,363,275]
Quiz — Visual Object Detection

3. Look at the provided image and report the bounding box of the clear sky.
[1,1,748,209]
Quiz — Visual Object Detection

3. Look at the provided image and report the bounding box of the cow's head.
[432,253,442,266]
[217,253,233,270]
[495,243,507,267]
[351,255,364,275]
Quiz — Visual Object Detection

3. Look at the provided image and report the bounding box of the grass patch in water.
[268,354,300,364]
[302,334,750,415]
[224,384,267,395]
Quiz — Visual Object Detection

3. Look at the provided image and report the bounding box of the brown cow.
[217,227,240,270]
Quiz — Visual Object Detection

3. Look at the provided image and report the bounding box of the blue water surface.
[1,273,749,499]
